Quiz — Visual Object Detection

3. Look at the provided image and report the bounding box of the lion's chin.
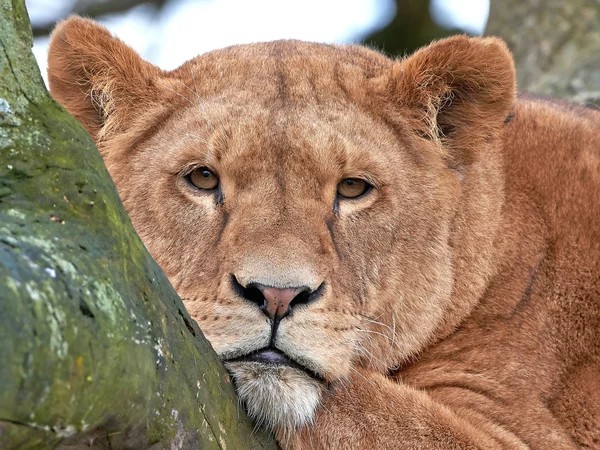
[225,361,324,431]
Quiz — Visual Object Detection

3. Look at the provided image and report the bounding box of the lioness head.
[48,18,516,431]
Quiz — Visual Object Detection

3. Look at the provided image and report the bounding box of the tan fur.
[48,17,600,449]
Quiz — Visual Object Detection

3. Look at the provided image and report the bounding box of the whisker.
[391,312,397,348]
[154,78,195,106]
[354,342,387,368]
[357,313,399,350]
[336,377,351,396]
[349,366,377,388]
[172,77,202,103]
[189,64,202,102]
[358,312,386,322]
[357,328,395,343]
[358,316,394,333]
[353,343,372,359]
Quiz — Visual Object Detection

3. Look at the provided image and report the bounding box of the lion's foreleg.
[277,368,527,450]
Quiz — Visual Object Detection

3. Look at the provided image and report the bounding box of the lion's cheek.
[225,362,324,431]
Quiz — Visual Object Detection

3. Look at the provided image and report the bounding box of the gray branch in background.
[31,0,169,37]
[486,0,600,107]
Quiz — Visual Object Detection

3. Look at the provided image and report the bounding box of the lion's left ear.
[382,35,516,167]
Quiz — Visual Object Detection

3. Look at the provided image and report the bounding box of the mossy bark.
[486,0,600,106]
[0,1,277,449]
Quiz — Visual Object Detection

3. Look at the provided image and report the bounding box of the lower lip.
[230,350,324,382]
[240,349,294,366]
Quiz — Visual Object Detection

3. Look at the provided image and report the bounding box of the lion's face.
[117,87,459,429]
[48,20,515,431]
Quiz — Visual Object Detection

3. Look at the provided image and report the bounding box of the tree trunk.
[486,0,600,106]
[0,1,277,449]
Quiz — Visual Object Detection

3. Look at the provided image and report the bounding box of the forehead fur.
[170,40,391,101]
[103,40,408,203]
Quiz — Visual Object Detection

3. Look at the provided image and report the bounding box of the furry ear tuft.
[48,16,162,141]
[384,35,516,167]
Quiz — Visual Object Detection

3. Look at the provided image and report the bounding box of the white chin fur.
[225,361,323,431]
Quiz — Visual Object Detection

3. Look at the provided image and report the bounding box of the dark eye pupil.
[187,167,219,191]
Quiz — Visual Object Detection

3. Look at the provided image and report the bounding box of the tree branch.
[0,0,277,448]
[486,0,600,106]
[31,0,169,37]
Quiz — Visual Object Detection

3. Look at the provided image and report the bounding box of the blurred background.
[24,0,600,106]
[26,0,489,81]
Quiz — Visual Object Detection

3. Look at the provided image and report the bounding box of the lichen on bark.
[0,1,277,448]
[486,0,600,106]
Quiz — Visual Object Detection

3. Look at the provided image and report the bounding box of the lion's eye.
[188,167,219,190]
[337,178,371,199]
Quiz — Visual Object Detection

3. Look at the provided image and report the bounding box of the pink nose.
[259,286,304,320]
[230,275,323,321]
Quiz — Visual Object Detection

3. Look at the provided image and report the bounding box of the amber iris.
[337,178,370,199]
[188,167,219,190]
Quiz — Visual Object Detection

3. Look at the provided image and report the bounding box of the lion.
[47,17,600,449]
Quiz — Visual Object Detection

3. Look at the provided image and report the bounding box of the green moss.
[0,1,277,449]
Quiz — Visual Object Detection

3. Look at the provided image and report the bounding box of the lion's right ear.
[377,35,516,168]
[48,17,162,141]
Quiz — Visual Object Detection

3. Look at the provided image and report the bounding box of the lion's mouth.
[226,348,324,382]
